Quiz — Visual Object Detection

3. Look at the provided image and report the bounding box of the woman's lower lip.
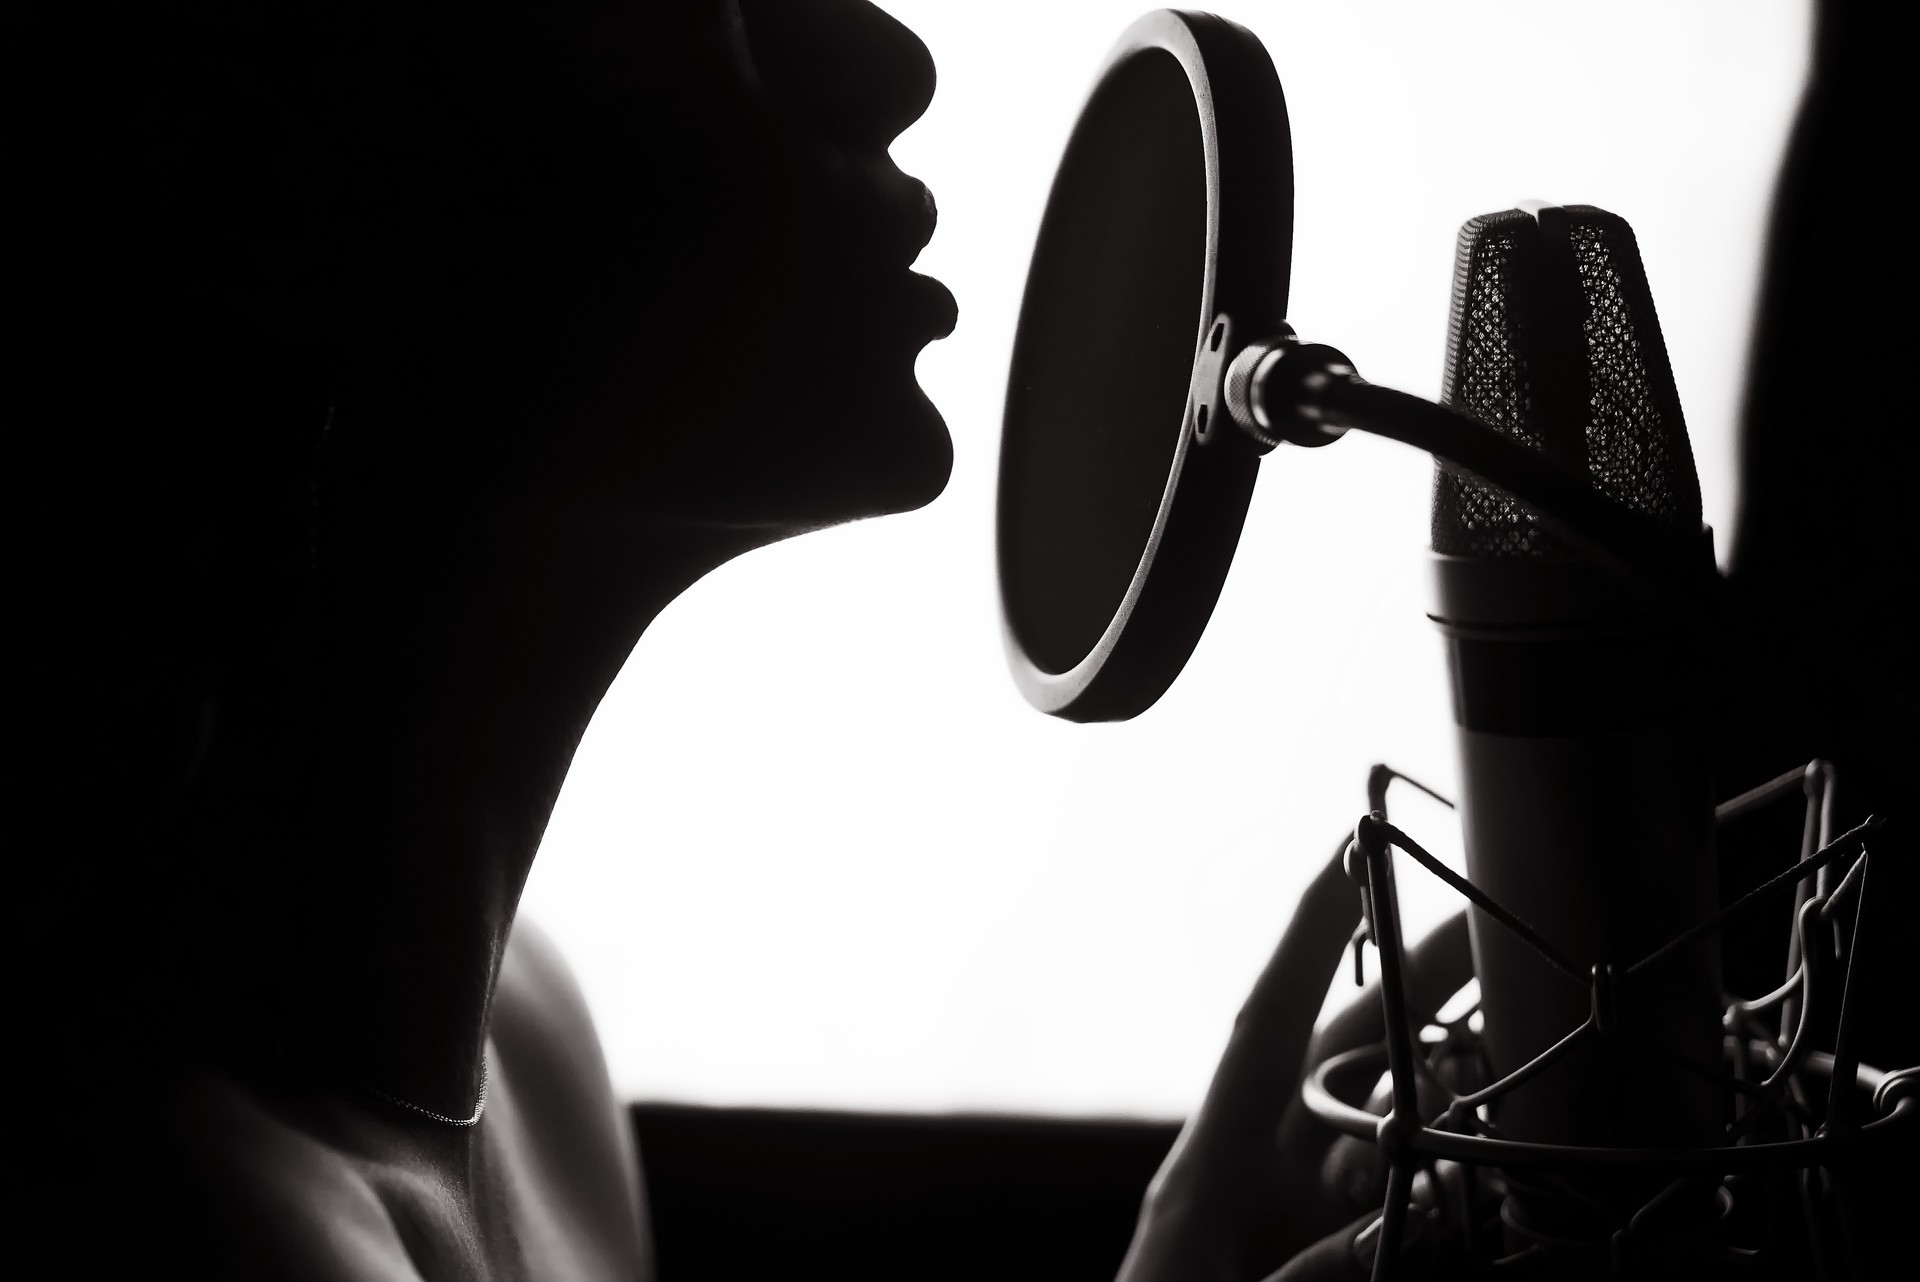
[905,271,958,339]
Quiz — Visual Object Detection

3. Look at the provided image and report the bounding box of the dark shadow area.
[632,1104,1178,1281]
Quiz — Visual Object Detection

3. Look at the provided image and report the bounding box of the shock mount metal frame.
[1306,763,1915,1280]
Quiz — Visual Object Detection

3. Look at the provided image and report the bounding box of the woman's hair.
[16,3,483,1044]
[20,3,528,777]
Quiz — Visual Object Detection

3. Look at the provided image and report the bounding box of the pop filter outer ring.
[998,10,1293,721]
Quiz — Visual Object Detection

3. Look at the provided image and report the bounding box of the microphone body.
[1431,205,1724,1241]
[1433,554,1723,1195]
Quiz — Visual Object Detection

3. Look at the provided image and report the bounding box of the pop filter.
[997,11,1708,724]
[997,10,1291,722]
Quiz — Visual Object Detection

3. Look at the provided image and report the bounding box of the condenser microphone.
[1429,203,1724,1245]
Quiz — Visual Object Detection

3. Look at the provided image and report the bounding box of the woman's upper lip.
[850,155,938,270]
[905,181,938,261]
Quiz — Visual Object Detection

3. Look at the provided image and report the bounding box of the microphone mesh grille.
[1432,206,1702,558]
[1434,211,1552,557]
[1571,217,1700,527]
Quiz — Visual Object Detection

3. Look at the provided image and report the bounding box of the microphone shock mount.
[1308,762,1914,1281]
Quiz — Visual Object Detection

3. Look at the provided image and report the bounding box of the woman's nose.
[739,0,937,150]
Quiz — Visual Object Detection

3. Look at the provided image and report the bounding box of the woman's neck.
[190,487,771,1121]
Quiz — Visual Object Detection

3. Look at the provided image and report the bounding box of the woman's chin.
[773,398,954,527]
[854,380,954,515]
[621,380,953,531]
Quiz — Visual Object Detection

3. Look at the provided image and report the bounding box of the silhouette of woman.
[13,2,1461,1277]
[19,1,955,1274]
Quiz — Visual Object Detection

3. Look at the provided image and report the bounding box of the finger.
[1275,909,1474,1159]
[1311,908,1474,1067]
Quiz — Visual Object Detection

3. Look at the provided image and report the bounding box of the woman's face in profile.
[340,0,955,528]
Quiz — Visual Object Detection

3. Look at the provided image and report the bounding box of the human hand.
[1115,846,1474,1282]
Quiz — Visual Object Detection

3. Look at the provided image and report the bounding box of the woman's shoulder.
[492,915,606,1066]
[486,915,655,1279]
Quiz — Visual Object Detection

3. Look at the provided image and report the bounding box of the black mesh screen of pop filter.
[1433,205,1703,558]
[997,11,1291,721]
[999,49,1207,676]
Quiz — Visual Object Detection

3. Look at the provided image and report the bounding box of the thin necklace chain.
[359,1055,489,1128]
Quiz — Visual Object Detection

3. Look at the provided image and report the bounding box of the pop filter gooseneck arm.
[1219,333,1716,605]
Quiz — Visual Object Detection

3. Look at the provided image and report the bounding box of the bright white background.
[521,0,1809,1117]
